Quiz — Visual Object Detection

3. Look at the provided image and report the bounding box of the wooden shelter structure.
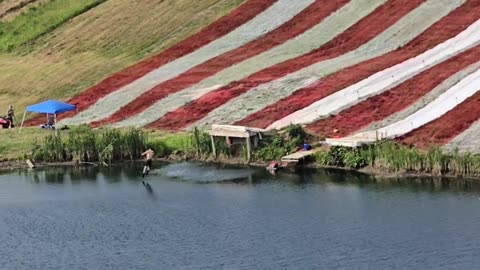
[209,125,265,162]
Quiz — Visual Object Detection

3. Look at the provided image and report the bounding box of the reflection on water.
[1,162,480,270]
[6,162,480,194]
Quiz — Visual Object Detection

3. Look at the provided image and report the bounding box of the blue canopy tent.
[20,100,76,131]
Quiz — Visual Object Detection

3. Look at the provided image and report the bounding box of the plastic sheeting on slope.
[268,16,480,130]
[363,60,480,132]
[191,0,465,129]
[236,0,479,129]
[444,119,480,153]
[305,46,480,137]
[112,0,386,128]
[59,0,317,126]
[377,67,480,138]
[92,0,352,127]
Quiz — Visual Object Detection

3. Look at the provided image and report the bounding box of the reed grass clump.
[314,140,480,178]
[31,125,148,163]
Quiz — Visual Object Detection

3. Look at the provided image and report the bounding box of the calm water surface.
[1,162,479,269]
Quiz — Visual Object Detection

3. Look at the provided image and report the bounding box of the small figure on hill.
[141,147,155,178]
[6,105,14,128]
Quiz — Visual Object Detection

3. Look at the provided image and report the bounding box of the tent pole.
[19,109,27,133]
[54,114,58,136]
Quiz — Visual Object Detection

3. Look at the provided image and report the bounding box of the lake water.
[1,162,479,269]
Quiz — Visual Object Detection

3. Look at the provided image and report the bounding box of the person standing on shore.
[6,105,14,128]
[141,147,155,178]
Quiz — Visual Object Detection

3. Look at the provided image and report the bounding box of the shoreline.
[2,157,480,182]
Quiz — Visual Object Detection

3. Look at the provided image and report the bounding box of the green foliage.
[342,149,366,169]
[67,125,97,161]
[31,125,148,163]
[0,0,107,52]
[315,140,480,178]
[313,147,365,168]
[40,132,65,162]
[192,127,214,156]
[122,128,147,160]
[161,133,194,155]
[313,150,332,166]
[254,125,309,161]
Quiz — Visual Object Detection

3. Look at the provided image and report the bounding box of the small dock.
[281,149,319,163]
[325,131,388,147]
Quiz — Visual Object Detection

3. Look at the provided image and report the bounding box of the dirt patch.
[25,0,275,126]
[92,0,350,127]
[151,0,426,130]
[400,91,480,147]
[0,160,27,172]
[237,0,480,129]
[306,44,480,137]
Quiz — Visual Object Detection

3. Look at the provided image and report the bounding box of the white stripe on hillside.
[376,67,480,138]
[363,61,480,132]
[60,0,317,125]
[269,12,479,130]
[445,118,480,154]
[114,0,387,128]
[192,0,465,129]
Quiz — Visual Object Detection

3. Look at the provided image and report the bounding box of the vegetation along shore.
[1,124,480,181]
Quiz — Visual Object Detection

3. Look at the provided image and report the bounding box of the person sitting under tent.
[40,114,55,129]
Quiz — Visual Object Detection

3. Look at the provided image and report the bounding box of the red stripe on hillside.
[25,0,277,126]
[305,45,480,138]
[236,0,480,129]
[91,0,350,127]
[399,91,480,148]
[149,0,426,131]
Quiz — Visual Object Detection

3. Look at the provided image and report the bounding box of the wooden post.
[26,159,36,169]
[246,136,251,163]
[210,135,216,158]
[19,109,27,133]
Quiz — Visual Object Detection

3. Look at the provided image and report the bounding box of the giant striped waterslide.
[33,0,480,150]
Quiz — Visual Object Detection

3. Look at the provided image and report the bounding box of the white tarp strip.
[376,67,480,138]
[362,61,480,132]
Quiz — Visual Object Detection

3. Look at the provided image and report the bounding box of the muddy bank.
[2,156,480,182]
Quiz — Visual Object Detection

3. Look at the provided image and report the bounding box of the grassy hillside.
[0,0,245,118]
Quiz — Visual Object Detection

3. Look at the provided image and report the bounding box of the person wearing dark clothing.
[6,105,14,128]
